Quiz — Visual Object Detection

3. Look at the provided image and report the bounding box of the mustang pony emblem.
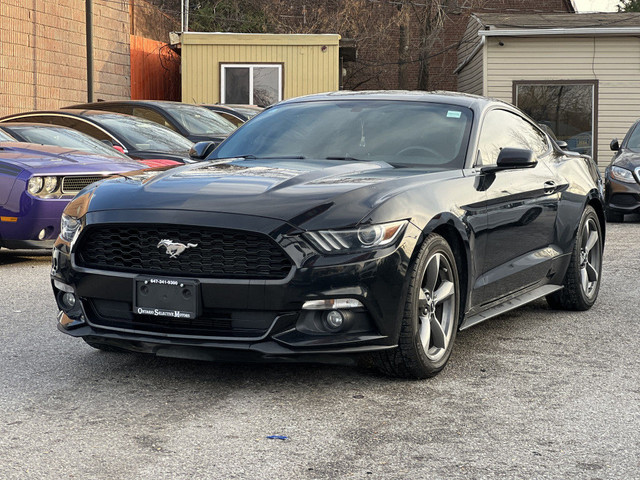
[157,239,198,258]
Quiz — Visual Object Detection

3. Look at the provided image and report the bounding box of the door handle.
[543,181,556,195]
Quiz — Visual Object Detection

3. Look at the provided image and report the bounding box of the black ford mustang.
[51,92,605,378]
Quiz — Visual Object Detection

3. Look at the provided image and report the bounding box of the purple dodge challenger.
[0,141,144,250]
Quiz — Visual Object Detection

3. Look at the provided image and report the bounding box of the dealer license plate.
[133,276,199,319]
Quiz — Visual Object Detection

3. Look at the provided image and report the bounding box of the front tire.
[375,234,460,379]
[547,205,603,310]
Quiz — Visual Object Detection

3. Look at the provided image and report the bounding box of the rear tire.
[375,234,459,379]
[546,205,603,311]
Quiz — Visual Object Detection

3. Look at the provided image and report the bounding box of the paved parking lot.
[1,221,639,479]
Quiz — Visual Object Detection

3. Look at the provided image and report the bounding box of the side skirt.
[460,284,562,331]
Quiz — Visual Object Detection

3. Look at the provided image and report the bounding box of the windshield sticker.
[447,110,462,119]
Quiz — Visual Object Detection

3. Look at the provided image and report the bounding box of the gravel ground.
[0,221,638,479]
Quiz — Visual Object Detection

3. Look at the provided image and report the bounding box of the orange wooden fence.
[130,35,181,101]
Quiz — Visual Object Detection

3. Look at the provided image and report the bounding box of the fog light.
[62,292,77,309]
[38,228,47,240]
[324,310,344,331]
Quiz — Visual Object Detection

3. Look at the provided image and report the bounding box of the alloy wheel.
[580,217,602,299]
[418,251,457,362]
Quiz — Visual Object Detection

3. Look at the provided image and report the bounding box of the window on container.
[221,64,282,107]
[514,82,596,158]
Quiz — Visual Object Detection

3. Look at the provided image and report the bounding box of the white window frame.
[220,63,283,105]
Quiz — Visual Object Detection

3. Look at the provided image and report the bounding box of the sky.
[573,0,620,11]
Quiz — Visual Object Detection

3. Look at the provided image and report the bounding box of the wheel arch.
[586,194,606,247]
[411,215,471,328]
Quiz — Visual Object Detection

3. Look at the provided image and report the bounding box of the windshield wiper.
[233,155,306,160]
[325,156,365,162]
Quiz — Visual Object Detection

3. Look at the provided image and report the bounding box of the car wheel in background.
[375,234,459,379]
[547,205,603,311]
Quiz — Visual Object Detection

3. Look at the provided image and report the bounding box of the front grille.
[76,224,293,279]
[62,175,106,193]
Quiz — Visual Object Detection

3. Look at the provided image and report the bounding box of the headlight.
[44,176,59,193]
[610,166,636,184]
[305,220,407,253]
[27,176,44,194]
[60,214,82,243]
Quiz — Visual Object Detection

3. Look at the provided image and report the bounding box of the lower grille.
[76,224,293,279]
[610,193,639,206]
[62,175,107,193]
[87,298,276,337]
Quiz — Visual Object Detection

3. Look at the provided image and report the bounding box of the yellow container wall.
[181,33,340,104]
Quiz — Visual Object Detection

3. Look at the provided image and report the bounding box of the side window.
[10,116,113,143]
[217,112,244,127]
[60,119,113,143]
[477,109,549,165]
[131,107,177,132]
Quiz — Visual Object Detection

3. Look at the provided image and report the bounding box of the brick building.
[0,0,131,116]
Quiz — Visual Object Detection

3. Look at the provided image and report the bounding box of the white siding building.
[456,13,640,170]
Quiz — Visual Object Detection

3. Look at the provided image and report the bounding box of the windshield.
[0,129,15,141]
[213,100,473,168]
[164,103,237,136]
[3,124,130,158]
[626,123,640,151]
[89,113,194,153]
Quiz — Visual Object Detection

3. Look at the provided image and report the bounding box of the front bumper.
[604,173,640,215]
[0,193,68,248]
[51,210,420,360]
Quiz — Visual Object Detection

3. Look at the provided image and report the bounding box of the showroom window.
[513,81,597,157]
[220,64,282,107]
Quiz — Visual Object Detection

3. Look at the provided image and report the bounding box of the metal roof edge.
[479,27,640,37]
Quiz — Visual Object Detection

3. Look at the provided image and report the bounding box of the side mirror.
[112,145,125,154]
[610,139,619,151]
[556,140,568,150]
[482,148,536,173]
[189,141,217,160]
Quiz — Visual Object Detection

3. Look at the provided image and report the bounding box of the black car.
[67,100,237,145]
[51,92,605,378]
[606,121,640,222]
[0,110,194,164]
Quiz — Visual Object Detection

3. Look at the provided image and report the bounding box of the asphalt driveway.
[0,221,638,479]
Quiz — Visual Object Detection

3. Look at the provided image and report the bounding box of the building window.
[221,64,282,107]
[514,81,597,158]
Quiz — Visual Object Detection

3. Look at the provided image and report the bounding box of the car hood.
[85,157,451,229]
[613,149,640,170]
[0,142,144,174]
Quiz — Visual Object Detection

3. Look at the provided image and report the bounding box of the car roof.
[0,121,80,129]
[276,90,501,110]
[68,100,186,109]
[1,109,137,121]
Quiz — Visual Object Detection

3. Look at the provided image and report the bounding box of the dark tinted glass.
[213,100,473,169]
[225,68,250,104]
[477,109,548,165]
